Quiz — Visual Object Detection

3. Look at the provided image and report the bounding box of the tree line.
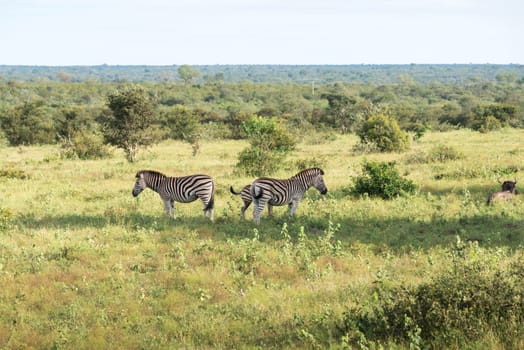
[1,64,523,84]
[0,71,523,166]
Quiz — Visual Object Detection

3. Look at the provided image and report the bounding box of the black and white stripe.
[250,167,327,224]
[132,170,215,220]
[230,184,273,219]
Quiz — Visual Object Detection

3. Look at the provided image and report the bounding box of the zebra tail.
[253,187,264,200]
[230,186,242,195]
[204,195,215,212]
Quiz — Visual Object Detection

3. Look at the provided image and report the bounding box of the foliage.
[1,100,56,145]
[225,111,252,139]
[406,144,464,164]
[405,122,430,140]
[236,115,296,176]
[103,85,159,162]
[2,64,524,85]
[56,106,111,159]
[321,93,360,133]
[473,103,518,127]
[357,114,411,153]
[59,128,111,160]
[343,238,524,349]
[0,168,29,179]
[0,69,523,151]
[426,144,464,162]
[352,160,416,199]
[178,64,201,85]
[158,105,205,155]
[474,115,503,133]
[0,208,14,234]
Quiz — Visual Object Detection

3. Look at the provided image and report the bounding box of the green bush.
[356,114,411,152]
[2,100,57,145]
[342,239,524,349]
[475,115,503,133]
[237,147,286,176]
[236,116,296,176]
[59,129,112,160]
[352,160,416,199]
[427,144,464,162]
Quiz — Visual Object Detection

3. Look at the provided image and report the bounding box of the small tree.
[103,85,158,162]
[236,116,296,176]
[178,64,200,86]
[357,114,410,152]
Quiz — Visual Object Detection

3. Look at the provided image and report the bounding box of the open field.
[0,129,523,349]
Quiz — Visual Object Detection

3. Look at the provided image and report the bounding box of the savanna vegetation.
[0,65,523,349]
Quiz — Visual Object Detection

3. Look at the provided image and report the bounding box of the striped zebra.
[230,185,273,219]
[132,170,215,220]
[250,167,327,224]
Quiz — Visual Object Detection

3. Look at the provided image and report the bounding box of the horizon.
[2,63,523,68]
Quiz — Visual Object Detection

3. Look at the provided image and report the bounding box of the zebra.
[250,167,327,224]
[230,184,273,219]
[132,170,215,220]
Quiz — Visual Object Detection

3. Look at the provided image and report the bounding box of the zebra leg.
[268,205,273,217]
[241,201,251,219]
[200,196,214,221]
[171,199,176,218]
[252,197,265,225]
[163,199,175,219]
[288,200,299,216]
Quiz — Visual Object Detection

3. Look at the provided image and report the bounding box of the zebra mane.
[293,167,325,178]
[136,169,166,178]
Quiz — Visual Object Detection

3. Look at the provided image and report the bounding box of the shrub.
[342,239,524,349]
[427,144,463,162]
[475,115,503,133]
[407,144,464,164]
[356,114,411,152]
[236,116,296,176]
[352,160,416,199]
[59,129,112,160]
[2,100,57,145]
[0,168,29,179]
[292,157,327,172]
[237,147,285,176]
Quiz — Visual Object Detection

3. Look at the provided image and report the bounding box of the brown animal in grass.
[487,179,518,205]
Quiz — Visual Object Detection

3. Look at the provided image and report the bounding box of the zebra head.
[306,168,328,195]
[132,171,147,197]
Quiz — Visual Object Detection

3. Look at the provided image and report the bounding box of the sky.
[1,0,522,66]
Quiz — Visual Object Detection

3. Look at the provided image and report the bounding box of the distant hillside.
[0,64,523,85]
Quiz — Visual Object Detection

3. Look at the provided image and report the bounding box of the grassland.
[0,129,523,349]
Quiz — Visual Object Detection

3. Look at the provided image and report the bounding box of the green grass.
[0,129,523,349]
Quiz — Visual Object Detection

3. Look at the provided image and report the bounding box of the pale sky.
[1,0,522,65]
